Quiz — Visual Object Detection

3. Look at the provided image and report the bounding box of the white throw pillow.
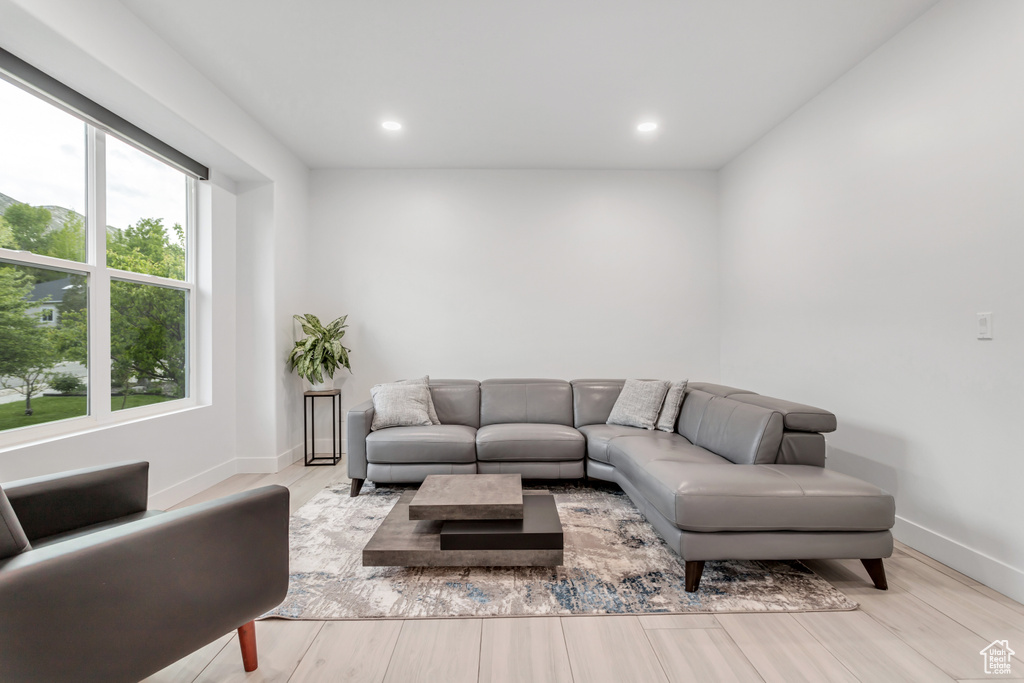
[397,376,441,425]
[370,382,433,431]
[606,379,671,430]
[655,380,689,432]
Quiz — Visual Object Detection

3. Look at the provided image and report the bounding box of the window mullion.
[107,268,195,290]
[187,177,197,402]
[87,127,111,421]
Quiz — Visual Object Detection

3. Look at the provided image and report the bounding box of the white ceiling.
[120,0,938,170]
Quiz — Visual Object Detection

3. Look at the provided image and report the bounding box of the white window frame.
[0,108,199,450]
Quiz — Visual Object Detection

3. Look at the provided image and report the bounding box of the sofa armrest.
[3,461,149,542]
[347,399,375,480]
[0,485,289,683]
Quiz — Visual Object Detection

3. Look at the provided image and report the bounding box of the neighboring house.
[26,277,72,327]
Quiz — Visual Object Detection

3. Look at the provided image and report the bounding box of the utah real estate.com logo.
[980,640,1014,675]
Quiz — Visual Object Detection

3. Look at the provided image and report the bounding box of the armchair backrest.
[3,461,149,541]
[0,486,30,561]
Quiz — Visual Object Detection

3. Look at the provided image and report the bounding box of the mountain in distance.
[0,191,118,237]
[0,190,85,234]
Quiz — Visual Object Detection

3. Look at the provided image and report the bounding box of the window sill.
[0,396,203,454]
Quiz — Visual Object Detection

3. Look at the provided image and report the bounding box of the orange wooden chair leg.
[238,620,258,672]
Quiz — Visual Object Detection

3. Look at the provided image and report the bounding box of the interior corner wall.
[272,176,311,468]
[719,0,1024,601]
[234,182,277,469]
[307,169,721,420]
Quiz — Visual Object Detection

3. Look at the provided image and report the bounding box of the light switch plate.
[977,312,993,340]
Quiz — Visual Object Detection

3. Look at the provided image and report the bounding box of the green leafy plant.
[287,314,351,385]
[48,372,84,395]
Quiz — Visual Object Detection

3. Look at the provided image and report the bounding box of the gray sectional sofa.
[347,378,895,591]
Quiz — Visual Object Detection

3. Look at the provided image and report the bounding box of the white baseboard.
[312,437,345,455]
[148,459,237,510]
[894,515,1024,604]
[280,444,305,468]
[236,444,304,474]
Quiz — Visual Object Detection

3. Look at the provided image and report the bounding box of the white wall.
[0,0,311,498]
[308,170,721,417]
[234,183,277,470]
[720,0,1024,601]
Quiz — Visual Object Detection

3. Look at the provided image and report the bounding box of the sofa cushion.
[476,424,584,462]
[571,379,625,427]
[480,379,574,426]
[578,424,647,464]
[428,380,481,428]
[677,389,714,443]
[366,425,477,464]
[579,424,682,464]
[609,437,728,524]
[606,379,670,430]
[666,464,895,532]
[730,394,837,433]
[693,397,784,465]
[609,435,726,472]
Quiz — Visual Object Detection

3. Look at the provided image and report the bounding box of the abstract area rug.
[265,482,857,620]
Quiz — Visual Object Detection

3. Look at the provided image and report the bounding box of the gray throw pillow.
[655,380,689,432]
[370,382,433,431]
[607,379,671,430]
[397,376,441,425]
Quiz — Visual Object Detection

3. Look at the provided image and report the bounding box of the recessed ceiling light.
[381,121,402,131]
[637,122,658,133]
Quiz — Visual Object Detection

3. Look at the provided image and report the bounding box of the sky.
[0,77,187,239]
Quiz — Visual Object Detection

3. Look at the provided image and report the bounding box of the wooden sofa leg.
[684,560,705,592]
[350,478,364,497]
[238,620,258,672]
[861,558,888,590]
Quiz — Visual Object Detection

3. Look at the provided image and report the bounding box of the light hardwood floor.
[144,460,1024,683]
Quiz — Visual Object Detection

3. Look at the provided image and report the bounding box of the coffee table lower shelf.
[363,490,563,567]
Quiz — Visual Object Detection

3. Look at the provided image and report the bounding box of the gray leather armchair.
[0,461,290,683]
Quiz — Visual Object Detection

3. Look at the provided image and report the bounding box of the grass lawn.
[0,394,174,431]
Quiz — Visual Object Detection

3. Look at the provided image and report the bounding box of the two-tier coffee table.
[362,473,563,567]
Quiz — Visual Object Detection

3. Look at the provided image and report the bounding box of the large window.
[0,71,198,437]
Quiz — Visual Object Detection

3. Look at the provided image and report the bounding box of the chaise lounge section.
[348,377,895,591]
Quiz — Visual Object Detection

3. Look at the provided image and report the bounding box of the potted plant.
[287,314,352,391]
